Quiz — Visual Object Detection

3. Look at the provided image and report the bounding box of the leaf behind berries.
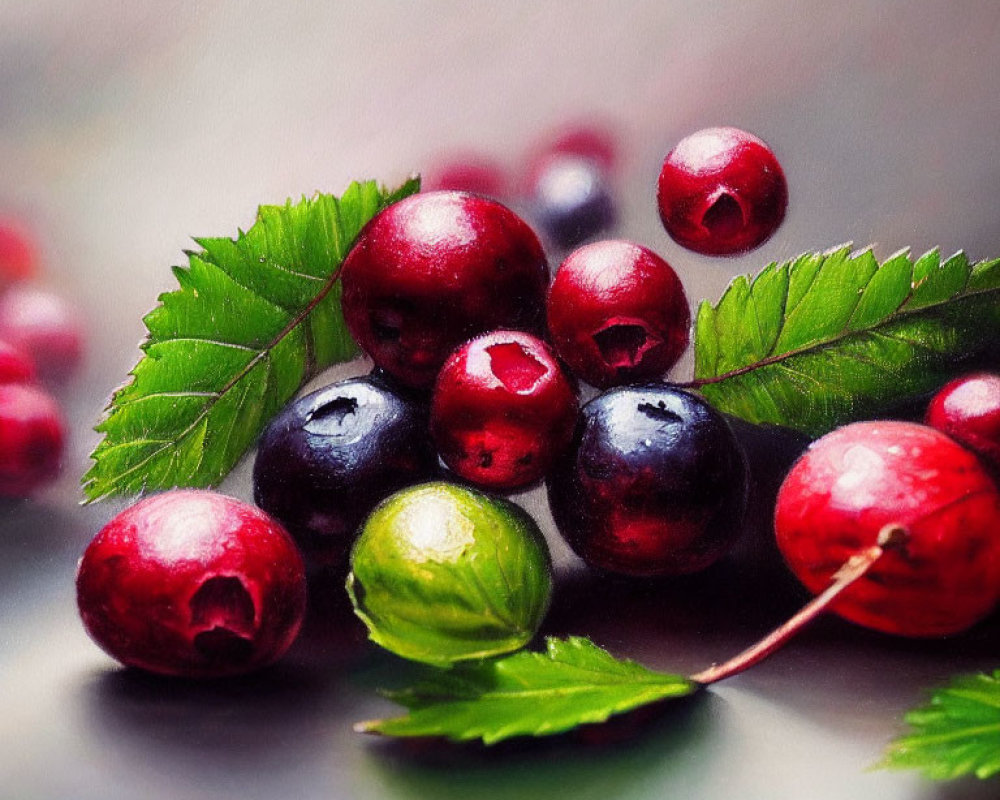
[881,670,1000,781]
[355,636,697,745]
[82,178,420,502]
[692,247,1000,436]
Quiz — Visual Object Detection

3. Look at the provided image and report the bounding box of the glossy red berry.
[0,286,83,384]
[547,385,748,576]
[0,217,40,286]
[426,154,507,198]
[77,490,307,678]
[925,372,1000,468]
[0,382,64,496]
[547,240,690,389]
[341,191,549,389]
[775,421,1000,637]
[431,330,578,490]
[0,338,37,385]
[657,127,787,256]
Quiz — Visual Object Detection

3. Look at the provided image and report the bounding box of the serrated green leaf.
[83,177,420,502]
[692,246,1000,436]
[355,636,697,745]
[881,670,1000,781]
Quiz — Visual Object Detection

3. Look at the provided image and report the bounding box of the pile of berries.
[0,217,84,498]
[75,124,1000,682]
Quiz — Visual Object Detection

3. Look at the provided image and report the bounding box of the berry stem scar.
[691,523,910,686]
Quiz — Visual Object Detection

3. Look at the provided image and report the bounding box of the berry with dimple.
[547,385,748,576]
[0,338,36,385]
[657,126,787,256]
[76,490,307,678]
[431,330,578,490]
[0,286,83,384]
[347,481,552,666]
[925,372,1000,469]
[547,240,690,389]
[341,191,549,389]
[0,218,40,286]
[253,375,438,566]
[0,382,64,497]
[528,155,616,250]
[774,421,1000,637]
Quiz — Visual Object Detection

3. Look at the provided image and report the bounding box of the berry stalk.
[691,524,909,686]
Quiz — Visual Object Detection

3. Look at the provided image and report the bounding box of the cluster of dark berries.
[0,217,84,497]
[78,124,1000,682]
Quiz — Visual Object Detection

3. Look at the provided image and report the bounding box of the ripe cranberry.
[528,155,617,250]
[657,127,787,256]
[253,375,437,566]
[775,421,1000,637]
[546,240,690,389]
[426,154,507,198]
[77,490,307,678]
[547,385,748,576]
[925,372,1000,468]
[341,191,549,389]
[0,382,64,496]
[0,338,36,384]
[431,330,578,490]
[0,217,39,286]
[0,286,83,384]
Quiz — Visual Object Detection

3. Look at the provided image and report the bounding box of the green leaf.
[83,177,420,502]
[881,670,1000,780]
[355,636,697,745]
[692,246,1000,436]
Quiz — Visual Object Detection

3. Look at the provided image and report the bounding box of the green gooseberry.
[346,481,552,666]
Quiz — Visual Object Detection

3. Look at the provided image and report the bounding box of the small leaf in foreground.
[83,177,419,502]
[692,247,1000,436]
[881,670,1000,781]
[355,636,697,745]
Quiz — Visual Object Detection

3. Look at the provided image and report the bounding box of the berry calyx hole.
[193,627,255,663]
[637,401,683,425]
[189,575,256,638]
[701,192,745,239]
[487,342,547,393]
[593,321,661,370]
[305,396,359,434]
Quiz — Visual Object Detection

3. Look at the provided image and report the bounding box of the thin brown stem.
[690,524,909,686]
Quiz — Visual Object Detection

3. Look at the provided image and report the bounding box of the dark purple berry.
[253,375,437,566]
[547,384,748,576]
[528,155,616,250]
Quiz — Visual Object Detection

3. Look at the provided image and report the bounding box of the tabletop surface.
[2,3,1000,799]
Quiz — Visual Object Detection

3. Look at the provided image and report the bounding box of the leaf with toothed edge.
[692,246,1000,436]
[82,177,420,502]
[881,670,1000,780]
[355,636,697,745]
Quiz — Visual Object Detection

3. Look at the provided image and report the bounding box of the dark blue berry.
[529,155,616,250]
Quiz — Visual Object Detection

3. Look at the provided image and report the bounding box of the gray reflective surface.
[2,3,1000,799]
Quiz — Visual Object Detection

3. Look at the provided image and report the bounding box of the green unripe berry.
[346,482,552,666]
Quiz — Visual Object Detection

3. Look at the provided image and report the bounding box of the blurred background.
[2,2,1000,799]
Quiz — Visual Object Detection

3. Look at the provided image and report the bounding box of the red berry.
[0,286,83,385]
[0,217,40,285]
[0,338,37,385]
[657,127,787,256]
[926,372,1000,468]
[431,330,578,490]
[76,490,307,678]
[0,383,64,496]
[341,191,549,389]
[426,154,507,198]
[546,240,690,389]
[775,421,1000,637]
[523,121,620,190]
